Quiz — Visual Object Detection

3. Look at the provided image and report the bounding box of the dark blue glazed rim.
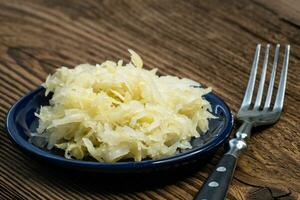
[6,87,233,173]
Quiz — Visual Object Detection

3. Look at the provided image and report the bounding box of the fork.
[194,44,290,200]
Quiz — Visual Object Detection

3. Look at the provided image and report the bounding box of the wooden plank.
[0,0,299,199]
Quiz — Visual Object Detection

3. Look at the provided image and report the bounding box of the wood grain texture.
[0,0,299,199]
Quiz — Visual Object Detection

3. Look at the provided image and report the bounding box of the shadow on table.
[41,157,213,194]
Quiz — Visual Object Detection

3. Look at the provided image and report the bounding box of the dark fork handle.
[194,136,248,200]
[193,154,237,200]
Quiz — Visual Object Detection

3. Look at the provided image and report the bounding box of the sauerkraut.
[34,50,214,162]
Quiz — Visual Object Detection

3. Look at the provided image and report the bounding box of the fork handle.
[194,138,247,200]
[193,154,237,200]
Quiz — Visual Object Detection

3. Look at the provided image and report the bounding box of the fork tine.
[254,44,270,110]
[263,44,280,111]
[274,45,290,111]
[240,44,261,110]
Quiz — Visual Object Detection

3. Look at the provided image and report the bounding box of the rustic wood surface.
[0,0,299,199]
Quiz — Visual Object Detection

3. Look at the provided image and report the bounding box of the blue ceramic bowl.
[6,87,233,173]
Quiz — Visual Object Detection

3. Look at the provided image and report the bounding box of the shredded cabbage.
[34,50,214,162]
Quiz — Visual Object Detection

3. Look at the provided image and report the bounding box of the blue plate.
[6,87,233,173]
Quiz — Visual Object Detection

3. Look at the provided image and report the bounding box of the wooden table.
[0,0,299,199]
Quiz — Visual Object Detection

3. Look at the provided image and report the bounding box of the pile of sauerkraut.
[34,50,214,162]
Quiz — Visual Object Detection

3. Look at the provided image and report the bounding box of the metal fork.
[194,44,290,200]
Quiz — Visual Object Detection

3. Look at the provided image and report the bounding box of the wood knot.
[246,187,293,200]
